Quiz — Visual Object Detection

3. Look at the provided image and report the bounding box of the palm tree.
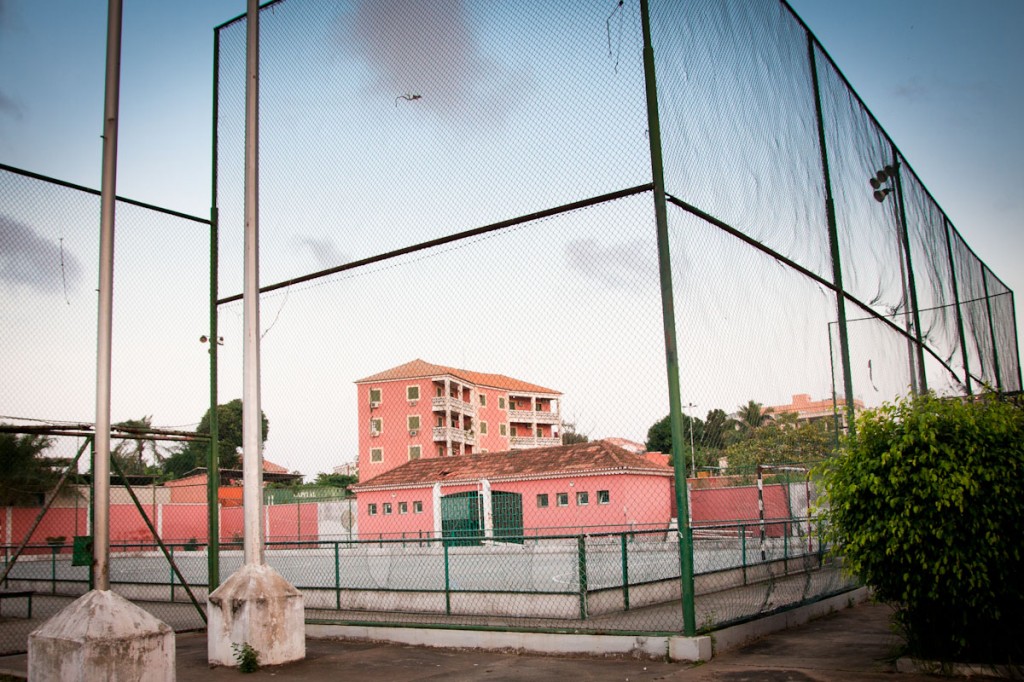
[0,430,57,506]
[113,416,160,474]
[733,400,773,434]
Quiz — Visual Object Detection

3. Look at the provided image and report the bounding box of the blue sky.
[1,1,1020,474]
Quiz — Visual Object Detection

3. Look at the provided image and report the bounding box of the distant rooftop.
[355,358,561,395]
[354,440,671,490]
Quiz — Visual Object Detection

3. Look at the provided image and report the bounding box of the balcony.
[433,426,476,445]
[510,436,562,449]
[432,396,476,416]
[508,409,560,424]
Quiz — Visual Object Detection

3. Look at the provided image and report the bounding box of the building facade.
[355,359,562,479]
[766,393,865,429]
[351,440,675,540]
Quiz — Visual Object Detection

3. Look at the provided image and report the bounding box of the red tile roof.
[354,440,672,490]
[355,358,561,395]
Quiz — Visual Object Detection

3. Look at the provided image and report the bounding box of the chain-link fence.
[3,0,1020,655]
[0,163,212,653]
[209,0,1018,638]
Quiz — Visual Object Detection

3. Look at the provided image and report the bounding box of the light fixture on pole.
[868,164,899,203]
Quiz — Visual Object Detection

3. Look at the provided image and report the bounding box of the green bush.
[819,393,1024,663]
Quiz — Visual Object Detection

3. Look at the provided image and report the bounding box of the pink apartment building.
[355,359,563,479]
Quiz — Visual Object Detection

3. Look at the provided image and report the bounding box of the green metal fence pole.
[110,455,207,623]
[620,532,630,611]
[981,267,1003,391]
[334,541,340,610]
[443,540,451,616]
[577,534,588,621]
[207,24,222,592]
[741,524,747,585]
[943,219,973,395]
[1012,292,1023,390]
[170,544,176,602]
[808,33,857,434]
[639,0,696,637]
[890,143,928,394]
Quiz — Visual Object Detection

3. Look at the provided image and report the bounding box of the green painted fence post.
[577,535,588,620]
[620,532,630,611]
[444,540,451,616]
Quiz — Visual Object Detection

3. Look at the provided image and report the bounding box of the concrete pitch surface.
[1,600,949,681]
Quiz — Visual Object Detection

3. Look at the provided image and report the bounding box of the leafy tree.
[160,448,199,480]
[645,413,706,454]
[560,421,589,445]
[312,472,358,489]
[0,431,58,506]
[164,399,269,477]
[819,394,1024,662]
[702,408,731,450]
[723,417,833,470]
[645,412,717,474]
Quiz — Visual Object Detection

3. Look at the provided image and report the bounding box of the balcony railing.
[432,396,476,416]
[508,409,560,424]
[433,426,476,445]
[510,436,562,449]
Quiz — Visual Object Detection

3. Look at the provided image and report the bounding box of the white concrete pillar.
[29,590,175,681]
[481,480,493,539]
[432,483,443,538]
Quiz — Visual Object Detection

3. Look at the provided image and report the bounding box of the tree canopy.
[819,394,1024,662]
[163,399,269,478]
[0,430,59,506]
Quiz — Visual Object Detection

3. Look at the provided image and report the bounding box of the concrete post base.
[207,562,305,667]
[27,589,175,681]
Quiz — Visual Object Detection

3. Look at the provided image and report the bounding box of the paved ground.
[1,599,959,681]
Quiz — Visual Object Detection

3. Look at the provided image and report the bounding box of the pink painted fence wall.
[3,502,320,553]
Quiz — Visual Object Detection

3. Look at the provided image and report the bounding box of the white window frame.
[398,501,408,515]
[480,421,488,435]
[479,394,487,406]
[576,491,589,506]
[369,388,382,404]
[368,503,378,516]
[499,396,506,410]
[407,385,420,402]
[370,417,383,435]
[383,503,392,515]
[370,448,383,463]
[536,493,549,508]
[413,501,423,514]
[408,415,421,431]
[556,492,568,507]
[500,423,508,436]
[409,445,422,460]
[598,490,610,505]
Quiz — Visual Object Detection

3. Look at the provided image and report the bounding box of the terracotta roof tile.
[354,358,560,395]
[354,440,671,490]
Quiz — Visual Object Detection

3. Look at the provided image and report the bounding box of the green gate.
[441,491,483,546]
[491,491,524,544]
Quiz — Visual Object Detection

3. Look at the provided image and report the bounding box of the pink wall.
[266,503,319,542]
[4,501,321,550]
[357,488,437,539]
[690,484,792,536]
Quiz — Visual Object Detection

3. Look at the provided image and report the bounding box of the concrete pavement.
[1,598,952,681]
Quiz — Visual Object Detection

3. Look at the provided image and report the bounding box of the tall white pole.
[242,0,264,567]
[93,0,124,591]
